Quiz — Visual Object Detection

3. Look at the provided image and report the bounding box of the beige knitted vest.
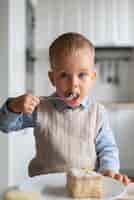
[28,100,102,177]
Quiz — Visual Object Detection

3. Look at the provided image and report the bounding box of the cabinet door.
[80,0,95,42]
[35,0,134,48]
[93,0,134,46]
[93,0,111,45]
[115,0,134,46]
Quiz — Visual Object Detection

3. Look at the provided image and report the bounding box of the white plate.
[20,173,126,200]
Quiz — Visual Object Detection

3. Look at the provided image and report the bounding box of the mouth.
[65,92,80,101]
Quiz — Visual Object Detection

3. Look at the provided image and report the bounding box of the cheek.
[54,76,62,86]
[55,79,67,92]
[81,79,93,92]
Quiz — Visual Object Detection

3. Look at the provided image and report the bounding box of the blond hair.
[49,32,95,69]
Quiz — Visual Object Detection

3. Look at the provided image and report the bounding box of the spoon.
[40,92,79,101]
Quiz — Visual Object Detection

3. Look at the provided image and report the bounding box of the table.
[1,175,134,200]
[116,183,134,199]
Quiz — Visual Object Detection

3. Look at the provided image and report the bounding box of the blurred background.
[0,0,134,193]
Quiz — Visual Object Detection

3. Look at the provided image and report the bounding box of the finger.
[31,96,40,105]
[32,95,40,102]
[23,98,38,112]
[24,105,35,114]
[26,97,40,107]
[114,173,123,182]
[39,96,45,101]
[102,170,115,178]
[123,175,131,185]
[24,94,39,104]
[27,107,34,114]
[30,100,39,107]
[24,93,33,101]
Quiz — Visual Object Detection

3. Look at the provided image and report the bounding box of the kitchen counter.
[100,101,134,109]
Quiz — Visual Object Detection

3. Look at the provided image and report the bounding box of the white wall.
[0,0,9,103]
[8,0,36,187]
[8,0,35,187]
[9,0,26,97]
[0,0,35,194]
[0,0,10,193]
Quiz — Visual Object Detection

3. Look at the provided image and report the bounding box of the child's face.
[49,48,96,108]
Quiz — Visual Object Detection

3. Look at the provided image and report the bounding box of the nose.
[69,75,79,90]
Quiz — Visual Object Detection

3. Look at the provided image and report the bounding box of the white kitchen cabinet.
[91,0,111,46]
[92,0,134,46]
[35,0,134,50]
[115,0,134,46]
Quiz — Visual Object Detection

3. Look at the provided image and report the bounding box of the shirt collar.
[50,93,90,111]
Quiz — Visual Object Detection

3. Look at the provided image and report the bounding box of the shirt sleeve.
[95,105,120,173]
[0,98,37,133]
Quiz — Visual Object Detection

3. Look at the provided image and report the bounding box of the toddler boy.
[0,32,130,184]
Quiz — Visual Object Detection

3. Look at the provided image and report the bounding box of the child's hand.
[102,170,131,185]
[8,94,40,114]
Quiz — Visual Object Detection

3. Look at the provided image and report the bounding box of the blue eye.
[79,72,88,78]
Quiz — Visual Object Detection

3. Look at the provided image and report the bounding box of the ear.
[48,71,55,86]
[91,71,96,80]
